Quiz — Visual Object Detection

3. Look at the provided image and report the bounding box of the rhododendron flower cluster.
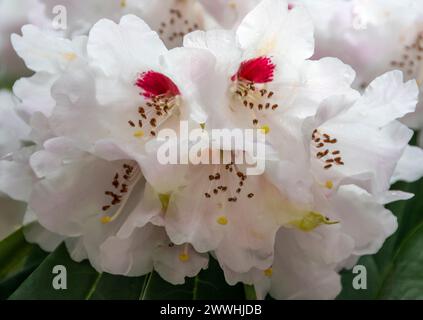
[1,0,423,300]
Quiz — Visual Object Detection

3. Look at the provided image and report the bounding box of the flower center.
[203,157,256,226]
[100,161,142,224]
[204,160,255,203]
[157,5,202,47]
[130,71,181,137]
[312,129,344,170]
[231,57,279,127]
[391,31,423,86]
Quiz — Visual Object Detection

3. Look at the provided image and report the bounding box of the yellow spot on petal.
[291,211,338,232]
[200,123,206,130]
[258,35,277,56]
[133,130,144,138]
[159,193,171,211]
[63,52,77,61]
[217,216,228,225]
[100,216,112,224]
[260,125,270,135]
[325,180,334,189]
[228,1,237,9]
[264,268,273,277]
[120,0,126,7]
[179,252,189,262]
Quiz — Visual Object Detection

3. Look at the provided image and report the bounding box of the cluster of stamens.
[128,95,177,137]
[231,56,278,127]
[234,81,279,126]
[204,162,255,203]
[312,129,344,170]
[132,71,180,137]
[158,8,201,45]
[100,162,141,223]
[391,31,423,81]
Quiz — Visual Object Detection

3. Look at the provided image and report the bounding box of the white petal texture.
[222,184,398,299]
[50,15,212,163]
[199,0,260,29]
[0,90,30,157]
[307,71,420,196]
[295,0,423,132]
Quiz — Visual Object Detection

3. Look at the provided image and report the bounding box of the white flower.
[218,70,422,299]
[199,0,260,29]
[0,89,65,247]
[305,71,422,197]
[141,141,308,273]
[11,24,87,121]
[222,183,399,300]
[0,0,43,77]
[296,0,423,137]
[0,91,30,158]
[37,0,139,36]
[4,0,423,300]
[38,0,218,49]
[28,136,207,283]
[0,91,35,203]
[181,0,357,204]
[50,15,210,161]
[135,0,214,48]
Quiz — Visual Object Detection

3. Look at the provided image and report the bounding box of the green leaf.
[376,222,423,299]
[140,257,246,300]
[336,255,380,300]
[0,229,47,299]
[9,243,100,300]
[191,257,246,300]
[339,177,423,299]
[139,272,197,300]
[0,77,16,90]
[89,274,147,300]
[8,242,247,300]
[244,285,257,300]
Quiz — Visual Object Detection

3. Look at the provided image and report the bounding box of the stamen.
[129,71,181,137]
[100,162,142,224]
[291,212,339,232]
[179,244,190,262]
[159,193,171,211]
[312,129,344,170]
[157,7,202,45]
[179,252,189,262]
[264,268,273,277]
[260,125,270,134]
[391,31,423,84]
[217,216,228,225]
[133,130,144,138]
[325,180,334,189]
[100,216,112,224]
[231,57,278,127]
[63,52,77,61]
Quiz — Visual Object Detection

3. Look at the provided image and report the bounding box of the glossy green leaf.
[339,177,423,299]
[140,257,245,300]
[9,243,99,300]
[377,222,423,299]
[0,229,47,299]
[8,242,247,300]
[89,273,147,300]
[337,255,380,300]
